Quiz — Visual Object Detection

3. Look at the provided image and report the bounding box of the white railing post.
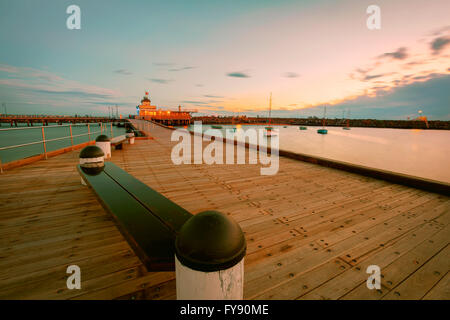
[41,127,47,159]
[69,124,74,149]
[87,123,91,141]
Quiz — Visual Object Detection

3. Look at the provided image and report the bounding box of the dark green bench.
[77,162,193,271]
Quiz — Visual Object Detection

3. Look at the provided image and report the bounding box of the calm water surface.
[0,123,127,163]
[2,122,449,184]
[185,124,450,183]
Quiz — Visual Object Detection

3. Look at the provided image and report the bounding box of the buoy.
[126,129,135,145]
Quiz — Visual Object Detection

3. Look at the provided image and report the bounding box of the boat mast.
[346,109,350,128]
[268,92,272,125]
[322,105,326,128]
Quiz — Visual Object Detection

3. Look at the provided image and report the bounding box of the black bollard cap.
[79,145,105,158]
[95,134,110,142]
[79,146,105,175]
[175,211,246,272]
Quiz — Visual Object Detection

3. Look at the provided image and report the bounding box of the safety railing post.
[88,123,91,141]
[110,122,113,138]
[41,127,47,159]
[69,124,74,149]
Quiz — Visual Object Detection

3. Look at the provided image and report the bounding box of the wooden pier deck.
[0,123,448,300]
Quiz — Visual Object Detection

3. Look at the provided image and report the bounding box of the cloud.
[333,74,450,119]
[196,84,204,87]
[168,66,196,72]
[149,78,172,84]
[378,47,408,60]
[0,64,118,101]
[404,61,423,67]
[226,72,250,78]
[430,25,450,36]
[355,68,369,74]
[153,62,174,66]
[197,105,225,109]
[113,69,132,75]
[181,100,207,104]
[30,89,113,99]
[282,72,300,78]
[364,74,385,81]
[0,64,126,113]
[430,37,450,54]
[204,94,224,98]
[413,75,429,80]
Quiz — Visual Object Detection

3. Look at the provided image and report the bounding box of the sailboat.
[265,93,277,137]
[342,109,351,130]
[317,105,328,134]
[299,109,307,130]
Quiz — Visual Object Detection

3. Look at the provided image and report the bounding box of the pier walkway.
[0,123,448,299]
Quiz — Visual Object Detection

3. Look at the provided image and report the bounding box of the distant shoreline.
[192,117,450,130]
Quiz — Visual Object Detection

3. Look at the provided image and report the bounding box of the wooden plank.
[381,245,450,300]
[422,272,450,300]
[340,223,450,299]
[1,124,448,300]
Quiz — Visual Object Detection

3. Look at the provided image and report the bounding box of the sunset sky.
[0,0,449,119]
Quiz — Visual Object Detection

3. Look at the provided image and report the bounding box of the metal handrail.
[0,122,111,173]
[0,123,101,131]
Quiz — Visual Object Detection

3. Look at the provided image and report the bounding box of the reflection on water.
[185,124,450,183]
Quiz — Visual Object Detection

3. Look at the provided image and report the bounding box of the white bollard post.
[175,210,246,300]
[95,134,111,159]
[79,146,105,185]
[126,130,135,145]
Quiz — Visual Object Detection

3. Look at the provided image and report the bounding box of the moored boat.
[317,105,328,135]
[264,93,278,136]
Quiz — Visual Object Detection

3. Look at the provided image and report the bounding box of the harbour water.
[2,122,449,184]
[184,124,450,184]
[0,123,127,164]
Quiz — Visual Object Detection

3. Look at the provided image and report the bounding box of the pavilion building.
[137,92,193,126]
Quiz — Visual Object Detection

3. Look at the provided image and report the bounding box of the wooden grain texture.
[0,122,448,299]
